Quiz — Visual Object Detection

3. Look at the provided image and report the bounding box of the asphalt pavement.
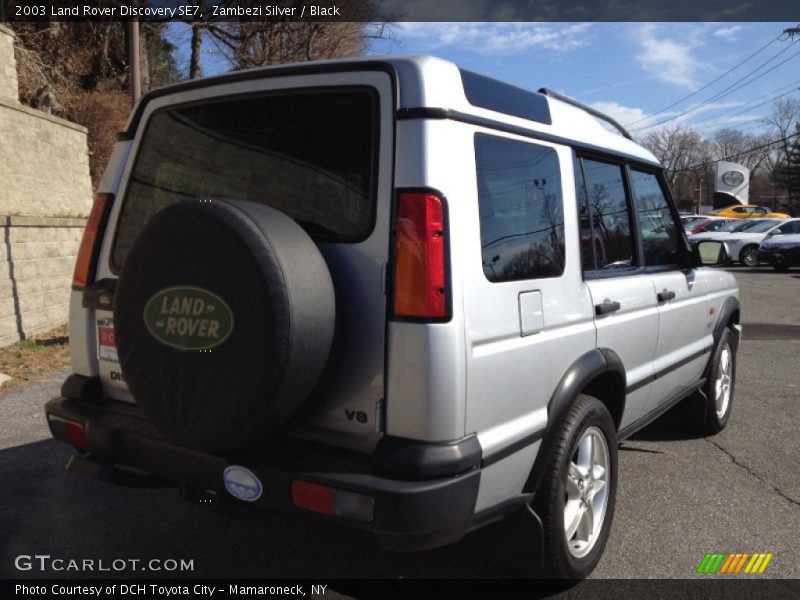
[0,268,798,586]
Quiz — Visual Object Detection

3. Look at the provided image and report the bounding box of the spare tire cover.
[114,198,335,453]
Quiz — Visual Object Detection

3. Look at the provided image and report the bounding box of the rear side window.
[112,89,376,270]
[475,134,565,282]
[629,169,680,267]
[576,158,636,271]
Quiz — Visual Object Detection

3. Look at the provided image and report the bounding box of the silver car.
[46,56,741,579]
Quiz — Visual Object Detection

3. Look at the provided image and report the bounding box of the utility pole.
[129,20,141,103]
[695,184,703,215]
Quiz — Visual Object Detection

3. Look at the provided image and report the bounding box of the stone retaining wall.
[0,25,92,346]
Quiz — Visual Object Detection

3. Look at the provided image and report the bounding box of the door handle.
[657,290,676,303]
[595,300,621,315]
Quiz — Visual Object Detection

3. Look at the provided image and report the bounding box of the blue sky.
[169,22,800,138]
[372,22,800,137]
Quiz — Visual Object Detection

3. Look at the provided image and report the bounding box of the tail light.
[72,193,114,288]
[291,480,374,522]
[47,414,88,449]
[393,191,449,320]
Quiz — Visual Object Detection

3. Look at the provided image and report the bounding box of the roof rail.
[538,88,634,141]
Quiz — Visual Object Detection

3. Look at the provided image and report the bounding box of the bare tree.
[711,128,770,172]
[199,1,392,71]
[761,97,800,176]
[639,124,715,209]
[639,125,713,188]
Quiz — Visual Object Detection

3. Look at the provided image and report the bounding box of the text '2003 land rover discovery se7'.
[47,56,740,579]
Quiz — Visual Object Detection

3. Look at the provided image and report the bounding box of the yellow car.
[712,205,790,219]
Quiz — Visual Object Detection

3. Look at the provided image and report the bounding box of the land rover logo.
[144,286,234,351]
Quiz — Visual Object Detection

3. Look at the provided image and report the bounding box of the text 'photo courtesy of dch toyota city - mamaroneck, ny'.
[0,0,799,598]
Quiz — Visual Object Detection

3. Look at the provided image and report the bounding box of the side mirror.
[694,240,731,266]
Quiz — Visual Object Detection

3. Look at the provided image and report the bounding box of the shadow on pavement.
[0,438,530,580]
[627,395,708,443]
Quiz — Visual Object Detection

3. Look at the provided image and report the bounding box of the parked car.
[680,215,709,232]
[711,205,789,219]
[688,217,778,242]
[44,56,741,579]
[697,218,800,266]
[688,217,733,235]
[757,226,800,270]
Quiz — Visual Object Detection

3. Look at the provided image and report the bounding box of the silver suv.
[46,56,741,578]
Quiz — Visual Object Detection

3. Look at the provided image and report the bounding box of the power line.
[623,32,782,127]
[673,131,800,172]
[631,41,800,132]
[693,83,800,132]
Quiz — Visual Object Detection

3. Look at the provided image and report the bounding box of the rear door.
[574,155,659,429]
[90,71,395,446]
[462,131,596,466]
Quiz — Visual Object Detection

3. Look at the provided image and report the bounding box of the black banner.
[4,579,800,600]
[1,0,799,23]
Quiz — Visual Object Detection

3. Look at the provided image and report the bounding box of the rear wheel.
[702,328,736,435]
[534,395,618,579]
[740,245,759,267]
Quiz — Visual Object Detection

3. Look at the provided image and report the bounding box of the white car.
[698,218,800,266]
[688,218,779,242]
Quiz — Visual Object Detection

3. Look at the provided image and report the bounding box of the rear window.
[112,89,377,270]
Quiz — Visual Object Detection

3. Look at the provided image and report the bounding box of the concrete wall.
[0,25,92,346]
[0,25,17,103]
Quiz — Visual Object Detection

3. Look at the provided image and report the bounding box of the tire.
[739,245,759,267]
[702,327,736,435]
[115,198,335,453]
[533,395,618,579]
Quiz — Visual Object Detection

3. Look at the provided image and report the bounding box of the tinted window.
[113,90,376,269]
[578,159,635,270]
[745,220,782,233]
[721,220,755,232]
[705,220,730,232]
[460,70,551,124]
[629,169,680,267]
[476,134,564,281]
[574,157,597,269]
[776,220,800,234]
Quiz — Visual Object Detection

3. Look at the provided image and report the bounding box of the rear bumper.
[45,394,481,551]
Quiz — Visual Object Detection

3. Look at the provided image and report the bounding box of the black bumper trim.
[46,396,480,551]
[373,434,482,478]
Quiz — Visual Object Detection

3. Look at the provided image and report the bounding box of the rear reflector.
[291,480,374,523]
[73,193,113,288]
[393,191,449,320]
[47,414,88,449]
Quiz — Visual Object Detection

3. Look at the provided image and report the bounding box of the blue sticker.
[223,466,263,502]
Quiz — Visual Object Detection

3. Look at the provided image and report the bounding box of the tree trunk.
[190,24,203,79]
[139,28,150,92]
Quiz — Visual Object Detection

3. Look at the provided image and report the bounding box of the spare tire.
[114,198,335,454]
